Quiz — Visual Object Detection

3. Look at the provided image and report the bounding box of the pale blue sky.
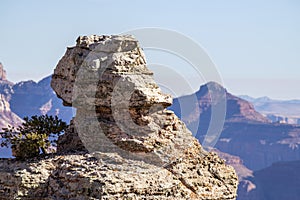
[0,0,299,99]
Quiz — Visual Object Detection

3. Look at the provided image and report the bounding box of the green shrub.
[0,115,67,160]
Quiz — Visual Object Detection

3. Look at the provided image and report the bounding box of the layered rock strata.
[0,35,238,199]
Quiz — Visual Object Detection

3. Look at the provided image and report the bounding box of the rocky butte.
[0,35,238,199]
[0,63,7,81]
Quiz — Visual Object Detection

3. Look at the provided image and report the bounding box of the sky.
[0,0,299,99]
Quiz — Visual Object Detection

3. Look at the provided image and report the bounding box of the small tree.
[0,115,67,159]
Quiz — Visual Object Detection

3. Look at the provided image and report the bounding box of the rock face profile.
[0,35,238,199]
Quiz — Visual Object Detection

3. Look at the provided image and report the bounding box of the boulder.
[0,35,238,199]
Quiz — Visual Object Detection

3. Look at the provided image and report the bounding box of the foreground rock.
[0,151,236,199]
[0,35,238,199]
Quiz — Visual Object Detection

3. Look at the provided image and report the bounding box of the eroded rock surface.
[0,35,238,199]
[0,152,236,200]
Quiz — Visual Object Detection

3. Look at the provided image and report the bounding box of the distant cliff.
[169,82,300,199]
[0,64,72,158]
[0,63,23,129]
[170,82,300,170]
[240,95,300,125]
[10,76,73,122]
[239,160,300,200]
[170,81,269,127]
[0,64,73,129]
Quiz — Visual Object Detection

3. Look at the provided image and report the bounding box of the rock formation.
[51,34,238,199]
[0,63,7,81]
[0,35,238,199]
